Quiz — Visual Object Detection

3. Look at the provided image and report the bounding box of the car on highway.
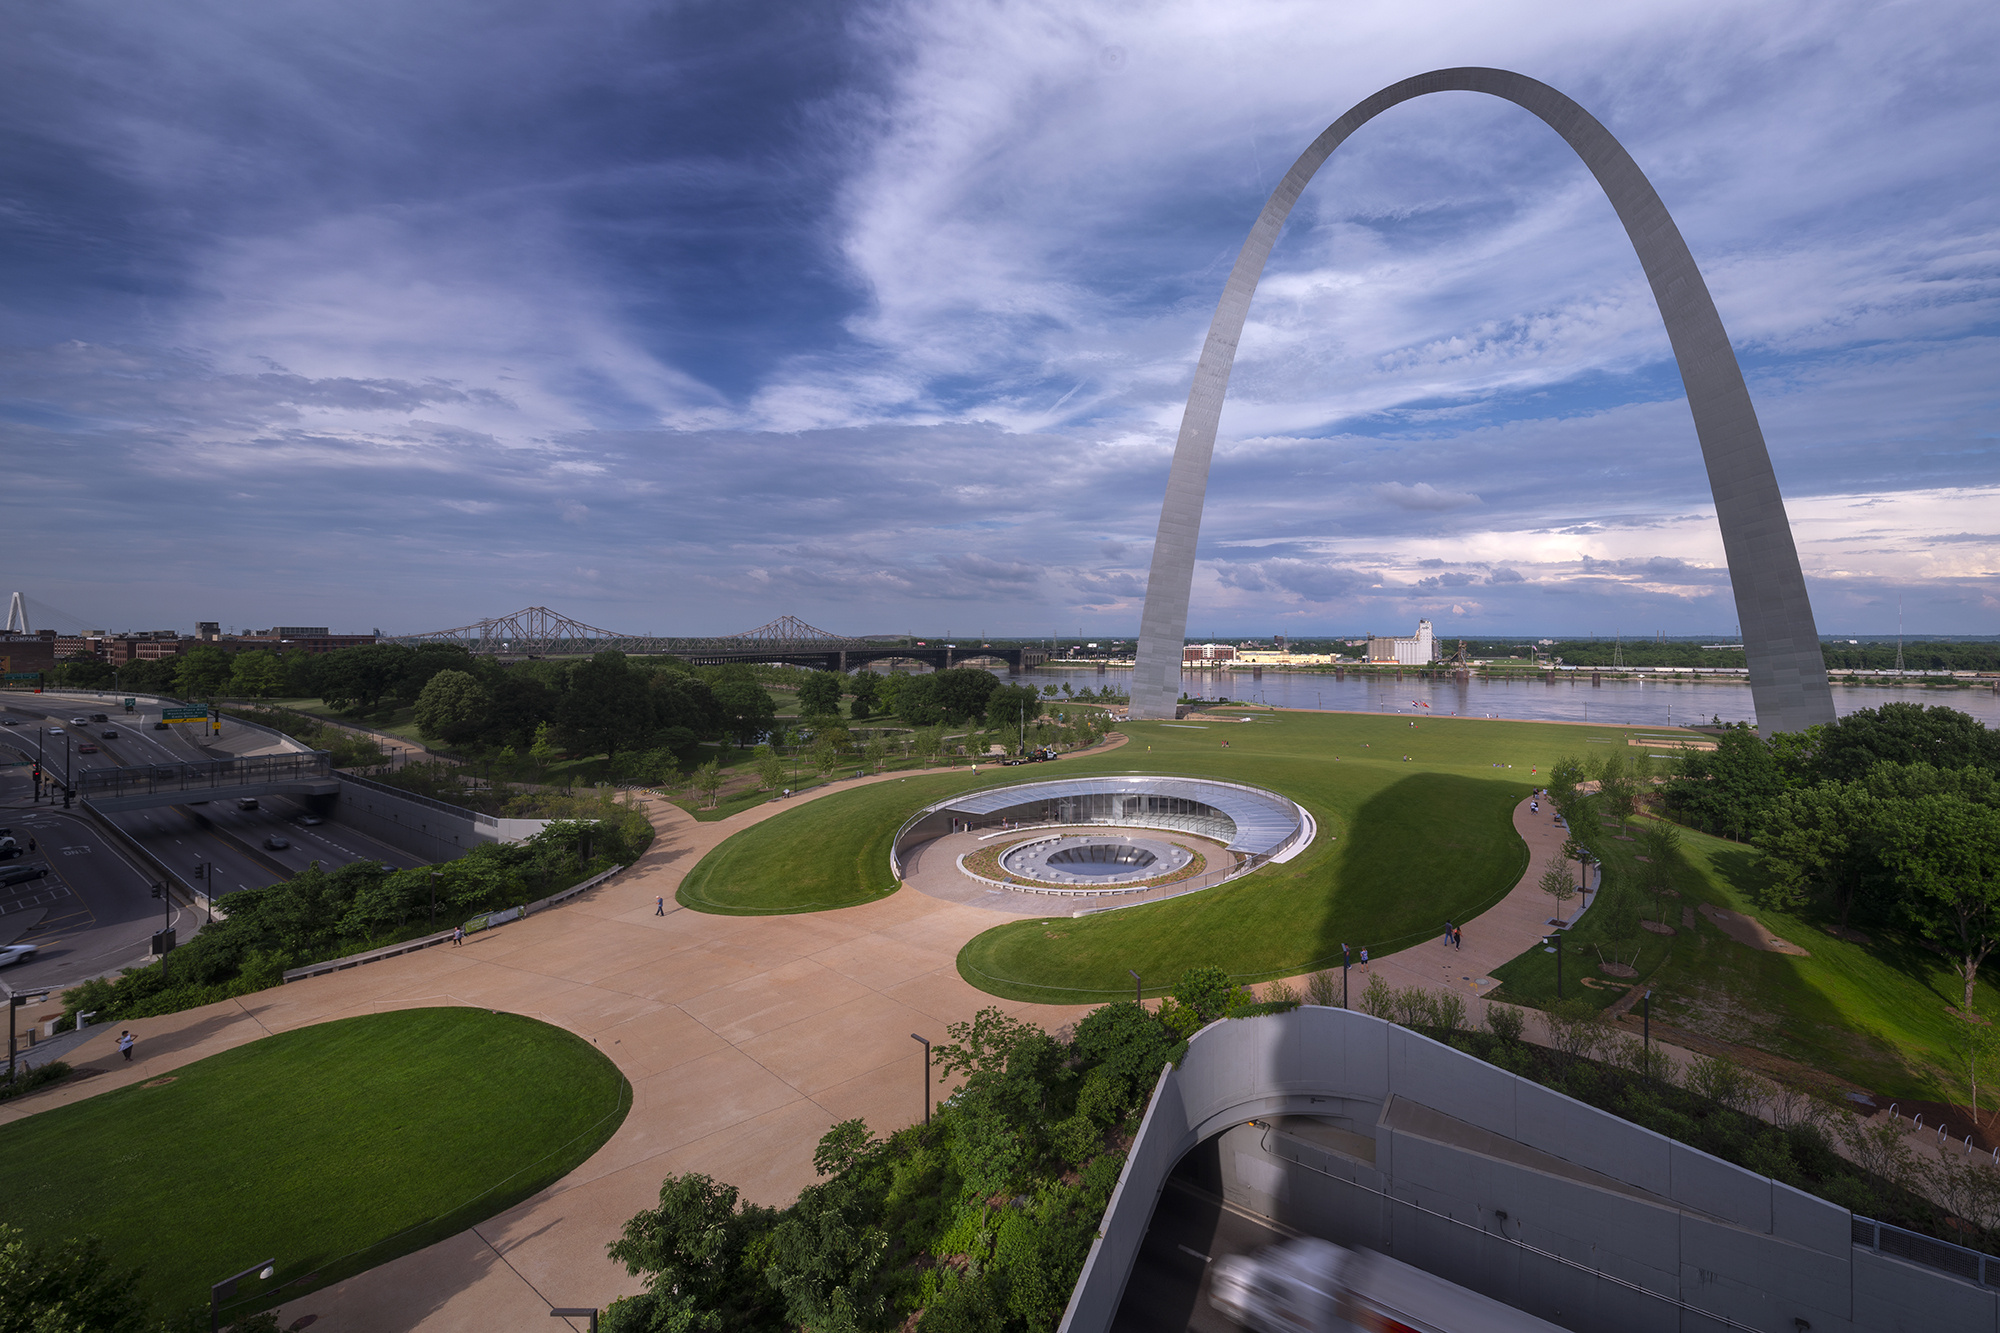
[76,743,99,754]
[91,713,108,722]
[0,942,37,969]
[47,727,63,735]
[237,797,259,810]
[0,863,50,888]
[153,720,169,730]
[0,717,17,726]
[100,729,117,739]
[69,716,88,726]
[295,814,323,825]
[264,835,291,850]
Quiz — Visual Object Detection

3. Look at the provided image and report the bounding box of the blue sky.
[3,0,1995,640]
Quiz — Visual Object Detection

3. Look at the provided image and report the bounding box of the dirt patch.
[1598,963,1638,978]
[1877,1097,2000,1154]
[1611,1013,1861,1099]
[1640,920,1677,935]
[142,1076,178,1088]
[1700,903,1810,955]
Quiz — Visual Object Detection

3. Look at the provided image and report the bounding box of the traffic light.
[151,885,164,899]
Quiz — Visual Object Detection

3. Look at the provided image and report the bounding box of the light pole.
[1128,969,1143,1008]
[909,1033,931,1126]
[549,1309,599,1332]
[210,1258,275,1333]
[1544,931,1565,1000]
[1643,988,1653,1064]
[1341,944,1350,1008]
[429,870,439,928]
[193,861,213,923]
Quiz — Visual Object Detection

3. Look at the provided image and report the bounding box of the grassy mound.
[0,1008,630,1322]
[678,771,1000,913]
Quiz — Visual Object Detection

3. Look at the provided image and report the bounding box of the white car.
[0,942,36,968]
[47,726,64,735]
[70,717,88,726]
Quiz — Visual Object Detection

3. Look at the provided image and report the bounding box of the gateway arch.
[1130,68,1836,737]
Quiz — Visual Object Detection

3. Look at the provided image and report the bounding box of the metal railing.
[77,749,333,800]
[1852,1214,2000,1288]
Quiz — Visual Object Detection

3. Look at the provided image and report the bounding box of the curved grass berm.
[0,1008,630,1323]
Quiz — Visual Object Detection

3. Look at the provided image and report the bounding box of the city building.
[1365,619,1434,665]
[1182,643,1238,664]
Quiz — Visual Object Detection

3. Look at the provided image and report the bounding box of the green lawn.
[0,1009,629,1322]
[679,771,1002,911]
[682,710,1658,993]
[272,696,429,748]
[1494,815,2000,1106]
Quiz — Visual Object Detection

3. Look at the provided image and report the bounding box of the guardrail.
[1851,1214,2000,1289]
[282,863,624,983]
[77,749,333,801]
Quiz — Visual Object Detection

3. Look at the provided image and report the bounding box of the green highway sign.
[4,672,41,682]
[124,698,135,707]
[162,707,207,722]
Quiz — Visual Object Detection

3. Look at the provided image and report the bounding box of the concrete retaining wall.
[332,774,546,863]
[1060,1006,1998,1333]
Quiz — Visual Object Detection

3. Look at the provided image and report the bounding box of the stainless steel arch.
[1130,67,1835,736]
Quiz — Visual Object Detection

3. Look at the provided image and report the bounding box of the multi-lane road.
[0,693,420,992]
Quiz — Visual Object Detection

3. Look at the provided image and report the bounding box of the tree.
[712,679,777,747]
[1878,794,2000,1011]
[530,720,560,775]
[0,1223,154,1333]
[413,668,491,747]
[1546,754,1587,811]
[1661,726,1785,840]
[1539,851,1578,925]
[1811,702,2000,784]
[797,671,843,718]
[556,651,654,758]
[692,758,724,809]
[849,669,881,715]
[318,642,415,713]
[930,667,1001,724]
[226,649,286,698]
[864,736,889,772]
[1597,749,1637,834]
[605,1174,783,1333]
[173,643,232,697]
[1760,782,1879,923]
[811,726,851,778]
[984,683,1043,742]
[754,744,786,793]
[912,725,944,765]
[1637,820,1683,924]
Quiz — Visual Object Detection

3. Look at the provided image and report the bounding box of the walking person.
[1359,947,1368,970]
[117,1030,134,1062]
[452,925,465,946]
[1452,926,1462,950]
[655,895,665,916]
[1443,920,1454,946]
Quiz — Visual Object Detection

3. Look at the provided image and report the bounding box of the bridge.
[383,609,1049,674]
[76,750,342,812]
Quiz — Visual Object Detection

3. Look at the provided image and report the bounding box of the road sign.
[4,673,41,682]
[162,707,206,722]
[123,698,135,708]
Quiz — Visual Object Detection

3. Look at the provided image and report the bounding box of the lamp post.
[549,1310,599,1332]
[1643,988,1653,1064]
[193,861,213,923]
[909,1033,931,1126]
[210,1258,275,1333]
[1544,932,1565,1000]
[1341,944,1350,1008]
[429,870,439,928]
[1128,969,1143,1008]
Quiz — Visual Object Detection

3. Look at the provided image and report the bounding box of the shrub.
[1303,970,1341,1008]
[1358,973,1395,1020]
[1484,1003,1526,1045]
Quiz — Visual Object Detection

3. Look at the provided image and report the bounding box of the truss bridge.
[384,609,1047,674]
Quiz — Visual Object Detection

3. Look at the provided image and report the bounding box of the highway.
[1,692,423,992]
